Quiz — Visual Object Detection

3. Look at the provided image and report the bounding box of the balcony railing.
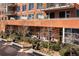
[7,3,16,7]
[16,15,79,20]
[6,11,16,15]
[46,3,73,8]
[41,3,74,11]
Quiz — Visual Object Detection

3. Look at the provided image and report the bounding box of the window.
[28,14,34,19]
[28,3,34,10]
[16,6,20,12]
[47,12,55,18]
[76,10,79,17]
[59,11,65,18]
[47,3,55,8]
[65,28,79,45]
[59,11,70,18]
[59,3,67,6]
[66,11,70,18]
[37,3,43,9]
[59,3,71,6]
[22,4,26,11]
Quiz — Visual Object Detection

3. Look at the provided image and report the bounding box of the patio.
[0,38,47,56]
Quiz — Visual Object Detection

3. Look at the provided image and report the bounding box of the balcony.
[42,3,74,11]
[6,11,16,15]
[7,3,16,7]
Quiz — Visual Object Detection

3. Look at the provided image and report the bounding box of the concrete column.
[62,28,65,44]
[5,4,8,14]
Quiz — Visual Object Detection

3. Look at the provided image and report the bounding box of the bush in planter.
[1,32,7,39]
[41,41,49,48]
[59,47,70,56]
[59,44,79,56]
[76,49,79,56]
[50,43,61,51]
[31,39,41,50]
[40,41,61,51]
[27,37,34,43]
[72,46,79,56]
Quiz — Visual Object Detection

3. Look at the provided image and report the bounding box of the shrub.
[73,46,79,56]
[41,41,49,48]
[50,43,61,51]
[59,44,79,56]
[39,41,61,51]
[59,47,70,56]
[31,39,41,50]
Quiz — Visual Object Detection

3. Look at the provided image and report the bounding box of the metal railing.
[16,15,79,20]
[6,11,16,15]
[40,3,74,11]
[46,3,73,8]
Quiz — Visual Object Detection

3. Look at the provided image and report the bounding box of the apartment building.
[1,3,79,45]
[0,3,7,20]
[0,3,17,20]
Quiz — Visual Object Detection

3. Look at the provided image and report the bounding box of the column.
[62,27,65,44]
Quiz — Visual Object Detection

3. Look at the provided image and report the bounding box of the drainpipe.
[62,27,65,44]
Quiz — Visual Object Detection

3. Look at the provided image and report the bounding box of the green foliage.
[59,44,79,56]
[50,42,61,51]
[59,46,70,56]
[41,41,49,48]
[0,31,8,39]
[31,39,41,50]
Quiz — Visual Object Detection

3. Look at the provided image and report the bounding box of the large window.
[16,6,20,12]
[76,10,79,17]
[66,11,70,18]
[65,28,79,45]
[59,11,65,18]
[28,14,34,19]
[37,3,43,9]
[59,11,70,18]
[47,12,55,18]
[28,3,34,10]
[22,4,26,11]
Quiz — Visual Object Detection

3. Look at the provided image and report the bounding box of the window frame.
[22,4,26,11]
[37,3,43,9]
[16,6,20,12]
[28,3,34,10]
